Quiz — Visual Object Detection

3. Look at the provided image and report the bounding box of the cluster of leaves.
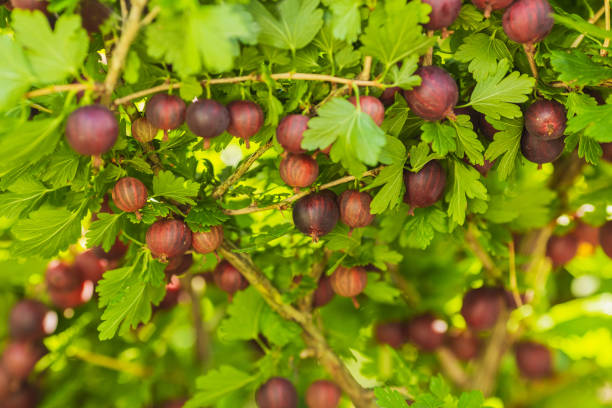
[0,0,611,407]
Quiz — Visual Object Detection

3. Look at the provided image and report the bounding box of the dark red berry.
[65,105,118,156]
[330,266,367,307]
[112,177,148,218]
[46,261,82,292]
[10,0,47,11]
[131,117,158,143]
[0,367,9,399]
[524,100,567,140]
[80,0,111,33]
[447,330,480,361]
[521,131,565,167]
[599,221,612,259]
[279,153,319,188]
[160,399,187,408]
[403,161,447,212]
[306,380,341,408]
[349,95,385,126]
[471,0,514,17]
[375,321,408,349]
[186,99,230,149]
[227,100,264,149]
[146,94,186,131]
[146,220,192,261]
[158,275,181,309]
[192,225,224,255]
[9,300,56,341]
[312,275,334,308]
[4,384,38,408]
[292,191,340,242]
[48,283,90,309]
[74,250,108,283]
[93,238,129,261]
[1,341,45,380]
[502,0,554,44]
[422,0,462,30]
[407,313,447,351]
[404,66,458,121]
[276,114,309,154]
[256,377,298,408]
[165,253,193,276]
[379,87,402,107]
[546,234,578,267]
[461,287,505,331]
[214,260,248,298]
[602,142,612,162]
[338,190,375,229]
[478,115,498,140]
[515,341,553,379]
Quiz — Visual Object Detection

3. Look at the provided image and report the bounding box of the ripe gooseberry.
[131,117,158,143]
[255,377,298,408]
[471,0,514,18]
[4,384,39,408]
[1,341,45,380]
[447,330,480,361]
[422,0,462,31]
[521,131,565,168]
[349,95,385,126]
[330,265,367,308]
[406,313,447,351]
[379,87,402,107]
[93,238,128,261]
[602,142,612,162]
[146,219,192,261]
[192,225,224,255]
[292,191,340,242]
[546,234,578,267]
[403,160,447,214]
[404,66,458,121]
[461,287,505,331]
[214,260,248,300]
[10,0,47,11]
[514,341,553,379]
[9,300,56,341]
[305,380,341,408]
[279,153,319,189]
[65,105,118,157]
[227,100,264,149]
[524,99,567,140]
[599,221,612,259]
[502,0,554,45]
[158,275,181,309]
[145,94,186,141]
[375,321,408,349]
[186,99,230,149]
[46,261,82,292]
[338,190,375,230]
[112,177,148,219]
[80,0,111,33]
[312,275,334,308]
[165,253,193,276]
[276,114,309,154]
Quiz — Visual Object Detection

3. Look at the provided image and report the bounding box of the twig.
[602,0,610,56]
[102,0,149,104]
[68,346,151,377]
[571,6,606,48]
[523,43,539,80]
[24,83,101,99]
[423,30,434,66]
[140,5,161,27]
[223,167,384,215]
[114,73,384,106]
[437,347,470,388]
[183,275,208,363]
[218,241,376,408]
[358,56,373,80]
[464,224,502,279]
[212,140,274,199]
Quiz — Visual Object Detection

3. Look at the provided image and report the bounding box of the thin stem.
[437,347,469,388]
[465,224,502,279]
[224,167,384,215]
[183,275,208,363]
[359,56,373,80]
[602,0,610,56]
[423,30,434,66]
[523,43,539,80]
[24,83,100,99]
[121,230,145,246]
[140,5,161,27]
[571,6,605,48]
[69,346,152,377]
[508,240,522,308]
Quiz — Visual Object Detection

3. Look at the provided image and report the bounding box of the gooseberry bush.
[0,0,611,407]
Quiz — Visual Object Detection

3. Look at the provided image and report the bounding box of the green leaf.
[399,207,447,249]
[553,12,612,41]
[218,287,265,342]
[152,170,200,205]
[366,136,406,214]
[429,375,450,399]
[374,387,409,408]
[577,134,603,165]
[421,122,456,156]
[86,213,125,252]
[124,156,154,175]
[179,77,203,102]
[484,116,523,180]
[549,50,612,87]
[41,146,81,188]
[409,141,443,172]
[260,307,302,346]
[566,103,612,143]
[186,366,257,408]
[360,0,436,70]
[0,177,54,219]
[469,60,535,120]
[249,0,323,53]
[302,98,386,176]
[388,55,421,89]
[455,33,512,81]
[363,274,401,303]
[446,160,488,225]
[146,4,258,76]
[13,12,88,83]
[485,184,555,228]
[452,115,484,165]
[11,205,85,258]
[185,201,230,232]
[413,394,444,408]
[321,0,363,43]
[0,35,34,111]
[458,390,484,408]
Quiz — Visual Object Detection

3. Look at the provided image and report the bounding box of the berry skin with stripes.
[305,380,341,408]
[292,191,340,242]
[255,377,298,408]
[279,153,319,189]
[330,265,367,308]
[349,95,385,126]
[131,117,158,143]
[338,190,375,229]
[112,177,148,220]
[276,114,309,153]
[146,219,192,261]
[65,105,118,156]
[186,99,230,149]
[227,100,264,149]
[471,0,514,18]
[502,0,554,45]
[145,94,186,130]
[192,225,224,254]
[422,0,462,31]
[214,260,248,300]
[403,66,458,121]
[403,160,447,213]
